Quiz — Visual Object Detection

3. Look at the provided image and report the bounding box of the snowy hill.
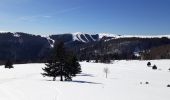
[70,32,170,42]
[71,32,99,43]
[0,60,170,100]
[98,33,120,38]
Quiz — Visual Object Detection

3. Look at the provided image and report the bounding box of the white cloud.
[18,7,79,22]
[19,15,52,21]
[0,30,9,32]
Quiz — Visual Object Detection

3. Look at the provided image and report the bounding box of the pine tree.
[42,42,81,81]
[54,42,66,81]
[71,56,81,75]
[42,60,60,81]
[64,55,81,81]
[42,42,66,81]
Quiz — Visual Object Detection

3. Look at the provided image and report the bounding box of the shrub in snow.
[168,68,170,71]
[147,62,151,67]
[152,65,157,70]
[86,60,90,62]
[95,59,99,63]
[103,67,109,78]
[145,82,149,84]
[167,84,170,87]
[4,60,13,69]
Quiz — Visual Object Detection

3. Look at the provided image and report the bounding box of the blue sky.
[0,0,170,35]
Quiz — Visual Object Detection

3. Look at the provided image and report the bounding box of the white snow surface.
[72,32,98,43]
[72,32,86,42]
[72,32,88,42]
[118,34,170,39]
[13,33,20,37]
[98,33,119,38]
[46,36,55,48]
[0,60,170,100]
[40,35,55,48]
[0,32,20,37]
[72,32,170,42]
[98,33,170,39]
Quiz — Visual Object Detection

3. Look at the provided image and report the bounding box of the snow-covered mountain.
[98,33,120,38]
[1,32,170,64]
[71,32,123,42]
[70,32,170,43]
[71,32,99,43]
[2,31,170,43]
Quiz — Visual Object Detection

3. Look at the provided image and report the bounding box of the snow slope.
[72,32,170,43]
[72,32,98,43]
[98,33,119,38]
[98,33,170,39]
[0,60,170,100]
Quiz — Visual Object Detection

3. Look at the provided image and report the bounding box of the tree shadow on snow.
[42,79,101,84]
[69,80,101,84]
[77,73,95,77]
[44,80,55,81]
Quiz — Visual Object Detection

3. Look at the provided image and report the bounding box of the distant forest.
[0,32,170,65]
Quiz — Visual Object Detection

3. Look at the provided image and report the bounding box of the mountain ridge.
[1,31,170,43]
[0,32,170,64]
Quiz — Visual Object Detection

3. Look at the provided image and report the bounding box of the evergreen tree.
[55,42,66,81]
[5,60,13,69]
[42,60,60,81]
[65,55,81,81]
[42,42,66,81]
[42,42,81,81]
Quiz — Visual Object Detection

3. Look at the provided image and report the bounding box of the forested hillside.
[0,32,170,64]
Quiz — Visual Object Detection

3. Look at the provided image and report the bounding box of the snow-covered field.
[0,60,170,100]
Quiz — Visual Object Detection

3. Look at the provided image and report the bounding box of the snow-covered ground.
[0,60,170,100]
